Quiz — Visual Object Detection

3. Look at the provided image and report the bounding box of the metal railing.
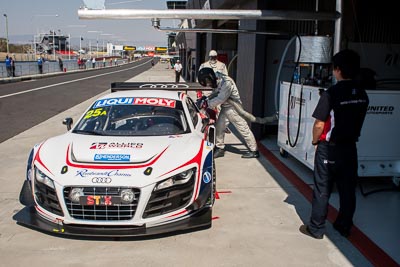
[0,59,125,78]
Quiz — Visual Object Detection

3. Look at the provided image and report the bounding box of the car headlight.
[35,167,55,189]
[154,168,196,191]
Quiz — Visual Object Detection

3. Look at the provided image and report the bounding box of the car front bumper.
[15,205,212,237]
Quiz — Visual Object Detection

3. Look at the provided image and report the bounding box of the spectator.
[174,60,183,83]
[58,57,64,72]
[5,55,12,77]
[37,56,43,74]
[10,57,16,77]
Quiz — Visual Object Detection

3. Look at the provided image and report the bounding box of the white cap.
[209,50,218,57]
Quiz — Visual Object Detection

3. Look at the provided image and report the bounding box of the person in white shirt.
[174,60,183,82]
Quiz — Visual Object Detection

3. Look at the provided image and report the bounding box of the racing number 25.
[85,108,107,119]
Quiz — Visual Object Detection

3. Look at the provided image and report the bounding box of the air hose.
[286,34,304,148]
[227,99,277,124]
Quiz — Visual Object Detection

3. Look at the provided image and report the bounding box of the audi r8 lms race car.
[18,82,216,237]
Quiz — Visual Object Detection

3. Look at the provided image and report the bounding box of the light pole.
[52,29,56,60]
[3,14,9,54]
[66,24,87,56]
[87,30,102,58]
[100,33,113,56]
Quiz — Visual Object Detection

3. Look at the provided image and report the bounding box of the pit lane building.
[169,0,399,139]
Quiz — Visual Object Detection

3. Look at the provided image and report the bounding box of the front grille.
[34,180,63,216]
[63,187,140,221]
[143,176,194,218]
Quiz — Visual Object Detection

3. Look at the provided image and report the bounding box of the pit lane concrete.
[0,62,373,266]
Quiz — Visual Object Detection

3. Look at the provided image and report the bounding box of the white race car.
[18,82,216,237]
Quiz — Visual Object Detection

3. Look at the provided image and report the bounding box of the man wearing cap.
[199,50,228,76]
[174,59,183,82]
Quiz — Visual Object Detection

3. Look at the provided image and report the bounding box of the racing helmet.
[198,67,217,88]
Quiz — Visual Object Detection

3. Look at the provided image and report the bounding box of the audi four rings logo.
[91,177,112,184]
[139,84,190,88]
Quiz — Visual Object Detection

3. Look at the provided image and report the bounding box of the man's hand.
[197,96,208,109]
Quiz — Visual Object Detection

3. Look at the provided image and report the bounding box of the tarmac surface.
[0,61,398,267]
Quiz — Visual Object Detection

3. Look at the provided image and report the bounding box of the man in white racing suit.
[199,50,228,75]
[198,50,230,133]
[198,67,259,159]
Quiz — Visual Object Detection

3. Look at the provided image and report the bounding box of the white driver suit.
[207,74,258,152]
[199,60,228,76]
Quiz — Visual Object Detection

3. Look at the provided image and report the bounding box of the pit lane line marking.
[0,60,150,99]
[257,141,399,267]
[215,190,232,199]
[213,191,232,220]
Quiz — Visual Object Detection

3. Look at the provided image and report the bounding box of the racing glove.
[197,96,209,110]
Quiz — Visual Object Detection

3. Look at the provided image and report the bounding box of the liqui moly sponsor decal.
[93,97,134,108]
[90,142,143,149]
[76,169,132,177]
[93,97,176,108]
[134,98,176,108]
[94,154,131,162]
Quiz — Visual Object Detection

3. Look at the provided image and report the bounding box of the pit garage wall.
[236,1,269,139]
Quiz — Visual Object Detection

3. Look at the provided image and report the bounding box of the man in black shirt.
[300,49,369,239]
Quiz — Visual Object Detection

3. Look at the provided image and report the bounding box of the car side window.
[186,98,199,127]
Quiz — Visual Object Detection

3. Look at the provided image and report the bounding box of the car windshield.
[73,97,190,136]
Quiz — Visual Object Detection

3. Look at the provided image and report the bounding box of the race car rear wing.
[111,82,213,93]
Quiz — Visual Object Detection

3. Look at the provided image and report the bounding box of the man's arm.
[208,82,232,109]
[312,119,325,145]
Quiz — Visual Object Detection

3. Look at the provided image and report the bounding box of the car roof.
[98,90,184,101]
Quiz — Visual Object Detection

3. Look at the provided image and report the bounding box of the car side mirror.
[63,117,73,131]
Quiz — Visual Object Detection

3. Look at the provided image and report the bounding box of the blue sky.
[1,0,177,46]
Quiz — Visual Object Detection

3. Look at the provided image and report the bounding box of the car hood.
[34,132,206,187]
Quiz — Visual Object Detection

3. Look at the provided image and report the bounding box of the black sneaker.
[299,225,323,239]
[333,223,351,237]
[214,148,225,158]
[241,151,260,159]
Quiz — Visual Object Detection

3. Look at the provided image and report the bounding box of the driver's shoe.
[241,151,260,159]
[214,148,225,158]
